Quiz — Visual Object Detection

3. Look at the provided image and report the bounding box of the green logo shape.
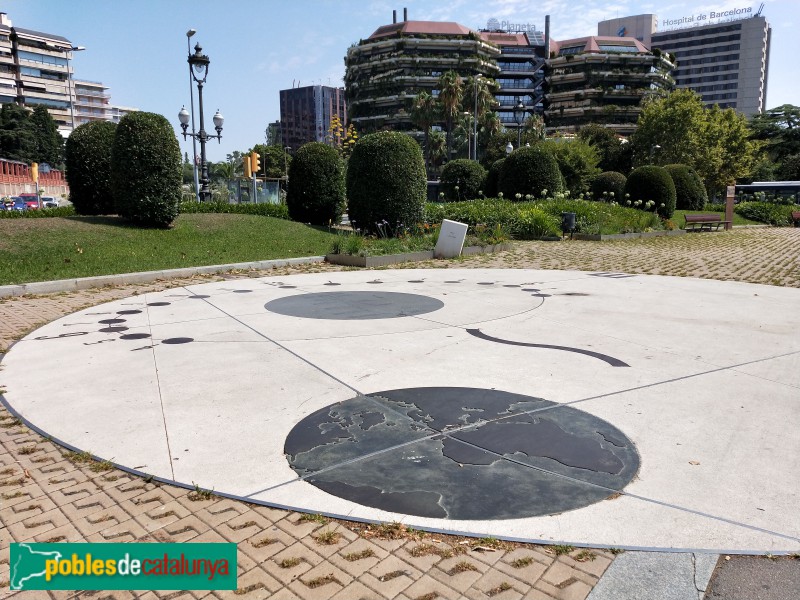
[10,543,237,590]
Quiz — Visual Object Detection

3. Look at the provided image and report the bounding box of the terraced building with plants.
[545,36,675,136]
[344,13,500,133]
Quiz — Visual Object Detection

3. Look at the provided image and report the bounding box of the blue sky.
[2,0,794,162]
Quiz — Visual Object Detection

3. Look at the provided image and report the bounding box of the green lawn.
[672,209,760,228]
[0,213,338,285]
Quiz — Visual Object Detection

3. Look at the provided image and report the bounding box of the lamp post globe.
[505,141,514,155]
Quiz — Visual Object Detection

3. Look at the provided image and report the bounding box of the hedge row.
[178,200,290,220]
[0,206,76,219]
[734,202,797,226]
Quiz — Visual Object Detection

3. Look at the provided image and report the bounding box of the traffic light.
[31,162,39,182]
[242,155,252,178]
[250,151,261,174]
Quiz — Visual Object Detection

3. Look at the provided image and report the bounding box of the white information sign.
[434,219,468,259]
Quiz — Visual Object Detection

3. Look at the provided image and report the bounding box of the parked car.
[17,193,40,210]
[41,196,58,208]
[2,197,27,211]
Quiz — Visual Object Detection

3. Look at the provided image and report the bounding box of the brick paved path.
[2,228,798,598]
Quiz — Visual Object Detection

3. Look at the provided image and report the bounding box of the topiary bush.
[439,159,487,201]
[111,112,182,228]
[624,165,676,218]
[286,142,345,225]
[346,131,426,233]
[499,146,563,200]
[65,121,117,215]
[484,159,504,198]
[590,171,627,203]
[664,164,707,210]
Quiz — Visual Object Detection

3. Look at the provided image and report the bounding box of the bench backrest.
[685,214,722,222]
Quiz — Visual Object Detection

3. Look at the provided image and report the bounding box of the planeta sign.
[486,18,539,33]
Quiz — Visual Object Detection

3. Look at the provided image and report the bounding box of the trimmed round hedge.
[499,146,563,200]
[484,158,504,198]
[624,165,676,218]
[590,171,626,202]
[286,142,345,225]
[111,112,182,228]
[346,131,426,233]
[65,121,117,215]
[665,164,707,210]
[439,159,486,201]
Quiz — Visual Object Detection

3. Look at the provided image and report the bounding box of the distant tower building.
[650,15,771,116]
[279,85,346,151]
[598,14,657,47]
[599,11,771,116]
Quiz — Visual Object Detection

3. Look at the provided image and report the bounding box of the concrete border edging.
[0,256,325,298]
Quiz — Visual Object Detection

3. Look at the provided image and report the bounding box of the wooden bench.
[684,213,731,232]
[792,211,800,227]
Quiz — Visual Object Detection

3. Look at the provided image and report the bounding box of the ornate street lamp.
[649,144,662,164]
[186,29,200,202]
[513,97,525,149]
[472,74,482,162]
[178,43,223,202]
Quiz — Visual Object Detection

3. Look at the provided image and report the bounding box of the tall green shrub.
[346,131,426,233]
[485,158,504,198]
[65,121,117,215]
[624,165,676,218]
[499,145,563,200]
[590,171,626,202]
[439,159,486,200]
[664,164,707,210]
[111,112,182,228]
[286,142,345,225]
[540,138,600,195]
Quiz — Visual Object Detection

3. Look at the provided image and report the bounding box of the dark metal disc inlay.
[265,291,444,320]
[286,387,639,520]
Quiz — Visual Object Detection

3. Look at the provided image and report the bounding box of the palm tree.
[411,91,439,173]
[437,71,463,161]
[523,114,546,141]
[428,130,447,175]
[479,111,502,161]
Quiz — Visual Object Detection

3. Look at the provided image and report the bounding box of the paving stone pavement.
[1,228,798,598]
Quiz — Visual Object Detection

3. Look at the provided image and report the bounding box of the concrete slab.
[587,551,718,600]
[2,269,799,552]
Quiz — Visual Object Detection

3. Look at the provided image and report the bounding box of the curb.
[0,256,325,298]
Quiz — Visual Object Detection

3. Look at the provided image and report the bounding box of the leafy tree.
[65,120,117,215]
[428,129,447,174]
[778,154,800,181]
[0,103,36,163]
[630,90,757,197]
[30,106,64,167]
[749,104,800,162]
[523,113,546,141]
[182,152,195,184]
[539,138,600,195]
[578,124,631,173]
[437,71,464,161]
[249,144,291,179]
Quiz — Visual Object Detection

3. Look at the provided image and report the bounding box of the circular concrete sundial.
[286,387,639,520]
[2,268,799,552]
